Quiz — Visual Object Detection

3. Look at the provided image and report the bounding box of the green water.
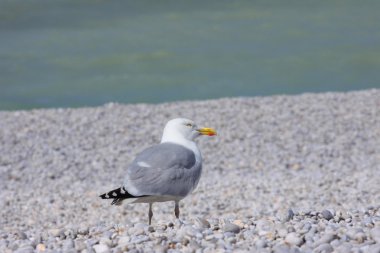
[1,0,380,110]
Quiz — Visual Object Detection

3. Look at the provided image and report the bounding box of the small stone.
[117,236,130,246]
[212,225,220,231]
[131,235,150,244]
[189,240,201,250]
[314,243,333,253]
[285,232,303,246]
[182,237,190,245]
[64,229,77,239]
[78,226,89,235]
[368,244,380,253]
[156,224,167,231]
[256,219,275,236]
[99,237,112,247]
[63,239,74,249]
[223,232,235,238]
[195,232,203,239]
[314,233,336,246]
[291,163,302,171]
[36,244,46,252]
[14,246,34,253]
[227,237,237,244]
[214,233,224,239]
[131,228,144,236]
[102,231,113,239]
[31,233,42,246]
[334,243,352,253]
[134,223,148,229]
[273,244,291,253]
[279,209,294,222]
[182,226,197,237]
[370,227,380,243]
[223,223,240,234]
[321,210,334,220]
[74,240,86,251]
[194,218,210,229]
[255,239,267,248]
[300,223,312,234]
[48,229,63,238]
[86,238,99,248]
[354,232,366,243]
[205,235,215,241]
[16,231,27,240]
[203,228,213,236]
[232,220,245,229]
[146,226,155,233]
[154,245,168,253]
[347,228,363,240]
[330,239,341,248]
[277,228,288,238]
[93,244,110,253]
[363,217,374,227]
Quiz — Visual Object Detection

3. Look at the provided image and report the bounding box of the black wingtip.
[99,193,109,199]
[99,187,144,204]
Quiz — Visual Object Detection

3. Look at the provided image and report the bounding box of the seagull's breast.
[177,141,203,193]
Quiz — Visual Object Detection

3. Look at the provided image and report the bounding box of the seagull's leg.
[174,201,180,219]
[148,203,153,225]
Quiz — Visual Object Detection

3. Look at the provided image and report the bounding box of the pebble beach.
[0,89,379,253]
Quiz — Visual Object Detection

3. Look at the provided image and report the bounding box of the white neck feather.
[161,132,202,162]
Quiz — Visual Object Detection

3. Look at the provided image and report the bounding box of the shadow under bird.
[99,118,217,225]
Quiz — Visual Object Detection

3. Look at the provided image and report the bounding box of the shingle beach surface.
[0,89,379,252]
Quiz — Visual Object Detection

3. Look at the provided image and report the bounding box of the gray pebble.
[285,232,303,246]
[255,239,267,248]
[78,226,89,235]
[272,244,291,253]
[314,233,336,246]
[368,244,380,253]
[117,236,130,247]
[371,227,380,243]
[224,223,241,234]
[93,244,110,253]
[313,243,333,253]
[146,226,155,233]
[279,209,295,222]
[355,232,366,243]
[99,237,112,247]
[334,243,353,253]
[131,235,150,244]
[15,231,27,240]
[194,218,211,229]
[321,210,334,221]
[14,246,34,253]
[63,239,74,249]
[74,239,86,251]
[64,229,77,239]
[154,245,168,253]
[48,229,63,238]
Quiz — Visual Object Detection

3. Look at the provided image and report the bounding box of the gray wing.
[124,143,201,197]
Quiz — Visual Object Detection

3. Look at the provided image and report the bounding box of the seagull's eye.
[185,123,193,127]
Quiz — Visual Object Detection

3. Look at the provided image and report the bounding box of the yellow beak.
[197,127,217,136]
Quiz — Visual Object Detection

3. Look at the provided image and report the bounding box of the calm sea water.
[1,0,380,110]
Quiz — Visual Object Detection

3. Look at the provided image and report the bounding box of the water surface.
[1,0,379,110]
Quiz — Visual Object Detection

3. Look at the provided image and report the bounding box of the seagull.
[99,118,217,225]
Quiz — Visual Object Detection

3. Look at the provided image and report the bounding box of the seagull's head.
[161,118,217,143]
